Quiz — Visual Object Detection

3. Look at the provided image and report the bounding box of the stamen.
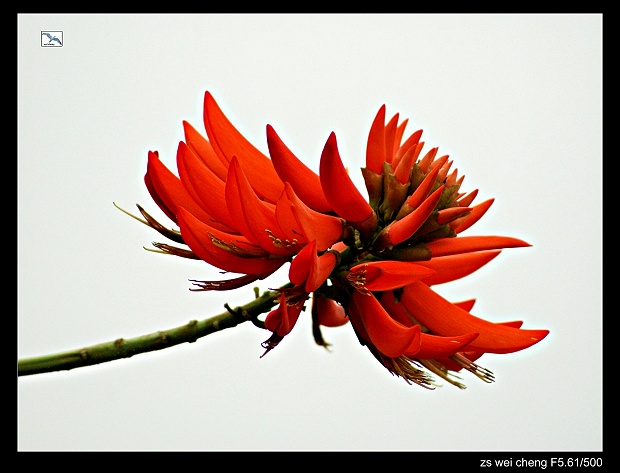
[189,274,261,291]
[384,355,437,389]
[113,202,148,225]
[346,267,372,296]
[418,359,467,389]
[449,353,495,383]
[114,202,184,243]
[208,232,266,258]
[149,242,199,259]
[265,229,298,249]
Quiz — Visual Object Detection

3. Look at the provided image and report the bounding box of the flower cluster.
[132,91,548,389]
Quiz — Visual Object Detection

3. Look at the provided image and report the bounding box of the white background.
[18,14,602,451]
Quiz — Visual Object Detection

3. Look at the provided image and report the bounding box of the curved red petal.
[453,299,476,312]
[225,157,295,256]
[274,186,309,246]
[426,235,531,257]
[401,281,549,354]
[437,321,525,371]
[307,251,337,293]
[348,261,436,292]
[416,250,501,286]
[320,132,374,223]
[176,141,237,233]
[457,189,479,208]
[378,289,478,361]
[281,184,344,251]
[313,294,349,327]
[403,157,443,211]
[393,141,423,184]
[288,240,316,286]
[392,118,409,160]
[436,206,472,225]
[177,207,287,276]
[266,125,332,213]
[383,113,399,164]
[407,332,480,359]
[349,290,421,358]
[378,290,414,327]
[452,198,495,234]
[365,105,386,174]
[417,147,439,173]
[289,241,337,292]
[264,292,304,337]
[392,129,423,169]
[377,185,444,249]
[182,120,228,181]
[144,154,175,223]
[145,150,214,225]
[436,159,453,183]
[203,91,284,203]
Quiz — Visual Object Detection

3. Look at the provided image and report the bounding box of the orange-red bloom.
[131,91,549,389]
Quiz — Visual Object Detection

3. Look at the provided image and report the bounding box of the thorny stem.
[17,287,280,377]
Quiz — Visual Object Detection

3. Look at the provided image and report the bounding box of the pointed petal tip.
[320,132,374,223]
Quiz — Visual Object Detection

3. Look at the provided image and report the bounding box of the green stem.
[18,287,279,377]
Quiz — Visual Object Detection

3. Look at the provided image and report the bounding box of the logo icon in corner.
[41,31,63,47]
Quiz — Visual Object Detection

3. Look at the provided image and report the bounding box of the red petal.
[376,185,444,249]
[144,157,175,223]
[320,132,374,223]
[145,150,214,225]
[176,141,237,233]
[266,125,332,213]
[182,120,228,181]
[444,168,459,187]
[436,158,453,183]
[225,157,294,256]
[378,290,414,326]
[264,292,305,337]
[312,294,349,327]
[404,157,443,211]
[426,235,531,257]
[177,207,287,275]
[288,240,315,286]
[416,250,501,286]
[365,105,386,174]
[203,92,284,203]
[408,332,479,359]
[378,290,477,359]
[383,113,399,164]
[401,281,549,354]
[437,321,525,371]
[307,250,337,293]
[289,241,337,292]
[348,291,421,358]
[393,141,423,184]
[348,261,436,292]
[393,129,423,167]
[392,118,409,160]
[436,206,472,225]
[457,189,479,208]
[274,186,309,246]
[379,291,480,358]
[453,299,476,312]
[452,198,495,234]
[280,184,343,251]
[417,147,438,173]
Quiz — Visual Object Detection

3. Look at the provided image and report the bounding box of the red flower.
[130,91,549,389]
